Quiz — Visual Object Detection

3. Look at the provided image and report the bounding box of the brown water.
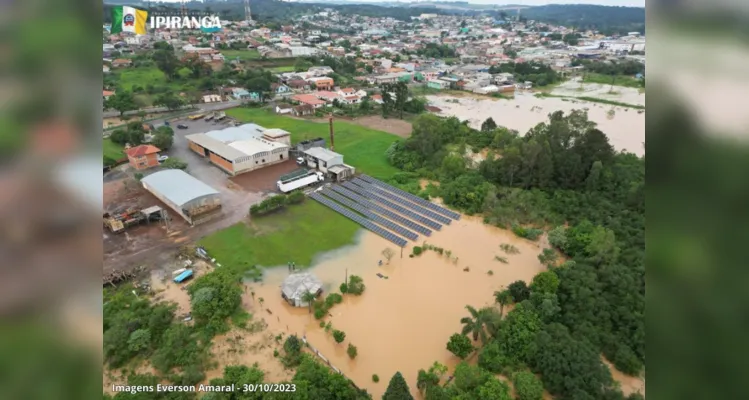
[246,215,548,398]
[603,358,646,398]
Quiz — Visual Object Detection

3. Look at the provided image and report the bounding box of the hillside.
[518,4,645,35]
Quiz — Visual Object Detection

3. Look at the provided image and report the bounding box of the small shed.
[281,272,323,307]
[328,164,356,182]
[302,147,343,173]
[141,169,222,225]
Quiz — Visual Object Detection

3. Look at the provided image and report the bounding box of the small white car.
[158,155,169,162]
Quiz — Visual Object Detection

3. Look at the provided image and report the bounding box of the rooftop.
[281,272,323,304]
[304,147,342,162]
[141,169,219,207]
[125,144,160,157]
[228,137,288,156]
[263,128,291,138]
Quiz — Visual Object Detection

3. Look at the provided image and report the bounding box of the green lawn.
[226,108,401,179]
[583,73,644,89]
[103,138,125,160]
[198,201,360,270]
[220,49,262,61]
[115,67,168,91]
[268,65,295,73]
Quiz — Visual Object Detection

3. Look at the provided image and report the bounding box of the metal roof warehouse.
[141,169,222,225]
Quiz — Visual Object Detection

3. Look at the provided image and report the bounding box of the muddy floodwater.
[247,215,548,398]
[427,91,645,156]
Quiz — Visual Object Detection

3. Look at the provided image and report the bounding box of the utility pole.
[244,0,253,25]
[329,113,335,152]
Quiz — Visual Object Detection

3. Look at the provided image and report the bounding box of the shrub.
[347,343,358,359]
[332,330,346,344]
[134,173,144,181]
[412,246,423,256]
[313,308,326,320]
[494,256,508,263]
[286,190,305,204]
[512,225,544,241]
[319,321,325,328]
[372,374,380,383]
[512,371,543,400]
[161,157,188,170]
[339,283,348,293]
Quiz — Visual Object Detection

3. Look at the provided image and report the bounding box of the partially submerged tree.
[381,248,396,264]
[446,333,474,359]
[383,371,414,400]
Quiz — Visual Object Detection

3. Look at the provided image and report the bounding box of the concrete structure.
[292,94,326,108]
[141,169,221,225]
[124,145,161,170]
[307,77,334,91]
[302,147,343,173]
[186,124,290,176]
[281,272,323,307]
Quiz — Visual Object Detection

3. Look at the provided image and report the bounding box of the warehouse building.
[301,147,355,182]
[186,124,291,176]
[141,169,221,225]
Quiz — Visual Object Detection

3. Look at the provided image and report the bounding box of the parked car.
[158,155,169,162]
[176,124,188,129]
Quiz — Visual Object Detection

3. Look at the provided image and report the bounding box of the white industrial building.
[186,124,291,176]
[141,169,221,225]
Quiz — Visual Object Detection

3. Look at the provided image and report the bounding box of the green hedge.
[249,191,306,216]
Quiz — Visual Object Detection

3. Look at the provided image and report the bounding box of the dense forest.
[514,5,645,35]
[387,110,645,399]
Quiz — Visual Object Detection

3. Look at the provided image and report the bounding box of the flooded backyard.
[245,215,548,398]
[427,91,645,156]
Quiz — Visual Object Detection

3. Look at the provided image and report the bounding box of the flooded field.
[427,92,645,156]
[550,79,645,107]
[246,215,548,398]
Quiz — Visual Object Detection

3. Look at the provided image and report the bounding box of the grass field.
[536,93,645,109]
[220,49,262,61]
[583,73,644,89]
[226,108,401,179]
[103,138,125,160]
[199,201,360,270]
[268,65,295,73]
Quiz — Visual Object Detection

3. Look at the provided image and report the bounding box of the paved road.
[103,100,243,118]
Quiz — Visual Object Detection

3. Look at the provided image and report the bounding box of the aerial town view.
[102,0,645,399]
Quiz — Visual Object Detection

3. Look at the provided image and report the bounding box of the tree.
[498,303,542,364]
[446,333,474,359]
[381,248,395,264]
[494,289,513,317]
[154,92,184,111]
[332,329,345,344]
[585,226,620,265]
[151,133,173,151]
[416,361,447,394]
[586,160,603,191]
[481,117,497,132]
[359,96,372,112]
[383,371,414,400]
[460,305,492,344]
[530,271,560,295]
[508,280,530,302]
[161,157,187,170]
[301,291,317,314]
[347,343,358,359]
[512,371,543,400]
[247,77,272,102]
[294,58,313,72]
[188,269,242,335]
[127,329,151,352]
[477,378,512,400]
[346,275,365,295]
[537,248,557,267]
[152,49,181,80]
[106,91,137,117]
[282,335,303,367]
[547,225,567,249]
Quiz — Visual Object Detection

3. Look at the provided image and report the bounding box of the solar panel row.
[351,179,453,225]
[359,174,461,220]
[321,190,419,241]
[341,181,443,231]
[330,185,434,236]
[310,193,408,247]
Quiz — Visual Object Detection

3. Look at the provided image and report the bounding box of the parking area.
[103,114,296,274]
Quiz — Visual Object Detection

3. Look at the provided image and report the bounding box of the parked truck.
[277,171,324,193]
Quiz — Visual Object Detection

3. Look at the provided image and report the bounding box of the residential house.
[371,94,384,104]
[292,94,326,108]
[315,91,342,103]
[287,79,310,92]
[307,77,334,91]
[232,88,253,100]
[427,79,451,90]
[111,58,132,68]
[125,145,161,170]
[103,90,115,101]
[271,83,292,96]
[293,104,315,116]
[276,104,293,114]
[342,96,361,105]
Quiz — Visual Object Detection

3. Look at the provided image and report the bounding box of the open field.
[227,108,402,179]
[550,78,645,107]
[220,49,262,61]
[199,200,360,270]
[268,65,296,73]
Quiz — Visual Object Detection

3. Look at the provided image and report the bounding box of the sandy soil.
[551,79,645,107]
[427,92,645,156]
[349,115,413,138]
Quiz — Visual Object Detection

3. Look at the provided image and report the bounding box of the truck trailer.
[277,171,324,193]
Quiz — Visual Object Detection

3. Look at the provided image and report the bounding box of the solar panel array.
[341,181,443,231]
[330,186,434,236]
[310,193,408,247]
[351,179,453,225]
[359,174,461,220]
[320,190,419,241]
